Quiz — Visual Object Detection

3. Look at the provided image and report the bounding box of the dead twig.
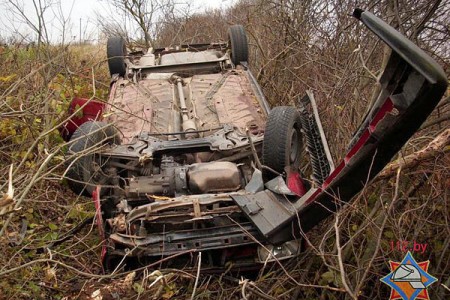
[240,278,277,300]
[334,213,357,299]
[190,252,202,300]
[0,165,19,217]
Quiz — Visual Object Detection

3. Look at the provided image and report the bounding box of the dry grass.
[0,43,111,299]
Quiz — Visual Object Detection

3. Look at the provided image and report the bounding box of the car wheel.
[107,36,127,77]
[228,25,249,65]
[262,106,302,178]
[66,121,120,196]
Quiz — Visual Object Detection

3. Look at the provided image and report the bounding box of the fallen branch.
[377,129,450,180]
[420,113,450,131]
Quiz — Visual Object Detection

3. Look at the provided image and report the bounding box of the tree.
[99,0,191,48]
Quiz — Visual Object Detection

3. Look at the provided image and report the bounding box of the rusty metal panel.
[185,73,222,135]
[212,71,266,133]
[106,78,175,143]
[106,69,266,144]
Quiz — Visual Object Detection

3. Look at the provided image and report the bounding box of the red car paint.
[61,98,105,141]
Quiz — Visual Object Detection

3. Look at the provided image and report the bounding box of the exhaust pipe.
[176,78,198,138]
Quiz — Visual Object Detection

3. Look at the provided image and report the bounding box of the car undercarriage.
[63,9,447,272]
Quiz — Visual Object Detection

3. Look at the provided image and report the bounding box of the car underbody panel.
[64,10,447,271]
[105,69,266,144]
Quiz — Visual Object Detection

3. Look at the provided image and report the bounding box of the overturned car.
[64,9,447,271]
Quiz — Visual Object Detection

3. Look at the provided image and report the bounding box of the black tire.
[107,36,127,77]
[66,121,120,196]
[262,106,302,178]
[228,25,249,65]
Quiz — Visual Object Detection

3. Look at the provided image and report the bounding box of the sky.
[0,0,237,43]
